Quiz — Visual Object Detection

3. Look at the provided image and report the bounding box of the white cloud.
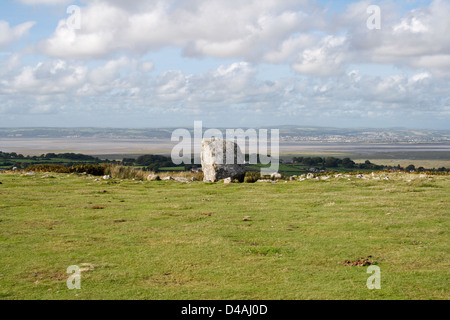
[0,21,35,48]
[292,36,348,76]
[38,0,324,60]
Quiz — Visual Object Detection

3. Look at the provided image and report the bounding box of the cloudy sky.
[0,0,449,129]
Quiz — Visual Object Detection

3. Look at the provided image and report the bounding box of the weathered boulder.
[147,174,161,181]
[201,138,246,182]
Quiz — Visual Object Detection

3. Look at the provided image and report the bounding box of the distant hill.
[1,126,449,143]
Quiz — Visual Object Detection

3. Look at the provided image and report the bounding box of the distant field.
[0,172,448,299]
[353,159,450,170]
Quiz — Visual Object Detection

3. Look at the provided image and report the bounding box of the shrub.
[244,171,260,183]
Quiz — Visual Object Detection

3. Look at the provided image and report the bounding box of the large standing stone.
[201,138,246,182]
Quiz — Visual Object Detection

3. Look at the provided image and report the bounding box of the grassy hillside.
[0,172,448,300]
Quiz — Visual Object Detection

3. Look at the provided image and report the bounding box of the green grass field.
[0,172,448,300]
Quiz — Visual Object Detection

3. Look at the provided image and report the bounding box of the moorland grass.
[0,172,448,300]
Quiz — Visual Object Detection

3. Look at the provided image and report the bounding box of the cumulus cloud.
[0,20,35,48]
[2,0,450,128]
[38,0,324,60]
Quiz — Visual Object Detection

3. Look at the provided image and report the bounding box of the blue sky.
[0,0,449,129]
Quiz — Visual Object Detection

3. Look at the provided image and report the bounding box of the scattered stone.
[224,177,232,184]
[306,173,315,179]
[419,174,427,178]
[25,172,35,176]
[12,167,18,171]
[320,176,330,180]
[201,138,246,182]
[384,177,390,181]
[103,175,111,180]
[94,179,100,182]
[271,173,282,180]
[147,174,161,181]
[162,176,174,181]
[289,176,296,181]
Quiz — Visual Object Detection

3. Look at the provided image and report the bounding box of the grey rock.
[162,176,174,181]
[201,138,246,182]
[147,174,161,181]
[103,175,111,180]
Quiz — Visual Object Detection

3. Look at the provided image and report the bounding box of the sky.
[0,0,449,129]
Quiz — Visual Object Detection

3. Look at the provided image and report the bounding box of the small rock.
[270,173,282,180]
[306,173,315,179]
[384,177,390,181]
[224,177,232,184]
[103,175,111,180]
[147,174,161,181]
[162,176,173,181]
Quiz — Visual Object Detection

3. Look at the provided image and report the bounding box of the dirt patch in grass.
[341,256,375,267]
